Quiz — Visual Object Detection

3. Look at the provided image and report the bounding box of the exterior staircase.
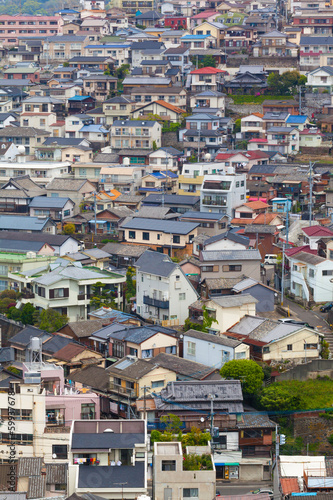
[323,330,333,358]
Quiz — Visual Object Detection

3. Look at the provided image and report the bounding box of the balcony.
[202,198,227,206]
[109,383,136,397]
[143,295,169,309]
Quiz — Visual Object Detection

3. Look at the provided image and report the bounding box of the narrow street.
[283,297,330,332]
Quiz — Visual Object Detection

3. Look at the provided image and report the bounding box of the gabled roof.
[121,217,199,234]
[204,230,249,247]
[191,66,225,75]
[29,196,73,209]
[135,250,178,277]
[152,352,217,379]
[52,343,86,361]
[184,328,241,347]
[302,225,333,237]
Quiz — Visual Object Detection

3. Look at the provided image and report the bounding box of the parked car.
[252,489,274,499]
[264,254,278,265]
[278,318,310,327]
[320,302,333,313]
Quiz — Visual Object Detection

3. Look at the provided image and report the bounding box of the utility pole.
[142,385,150,421]
[309,161,313,227]
[198,126,201,162]
[299,85,302,115]
[94,191,97,236]
[281,242,285,306]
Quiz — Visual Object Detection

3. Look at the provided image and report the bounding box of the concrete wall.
[240,285,275,313]
[278,359,333,381]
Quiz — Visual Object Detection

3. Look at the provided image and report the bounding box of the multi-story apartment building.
[103,96,135,125]
[8,260,126,321]
[67,419,148,498]
[0,15,61,45]
[300,35,333,69]
[200,172,247,216]
[135,250,198,325]
[0,251,56,292]
[110,120,162,151]
[43,35,88,62]
[178,162,227,196]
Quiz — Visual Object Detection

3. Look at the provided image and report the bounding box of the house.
[306,66,333,91]
[153,442,216,500]
[0,215,55,233]
[227,315,323,362]
[56,319,108,346]
[128,85,187,110]
[45,178,95,214]
[67,419,148,499]
[131,100,185,123]
[65,114,94,138]
[29,197,75,221]
[299,128,324,149]
[82,75,117,101]
[188,294,257,334]
[163,45,190,73]
[120,218,199,259]
[190,67,226,93]
[139,171,178,194]
[248,127,299,155]
[243,224,278,260]
[67,95,96,115]
[148,146,182,171]
[232,277,276,313]
[190,90,226,114]
[44,35,88,62]
[253,30,298,57]
[142,193,200,213]
[51,343,104,375]
[262,99,299,115]
[180,211,228,236]
[0,231,80,255]
[223,25,257,52]
[178,161,226,197]
[0,14,61,45]
[8,260,126,321]
[106,356,177,417]
[151,352,219,381]
[232,200,269,225]
[0,126,50,155]
[300,36,333,70]
[241,113,264,140]
[100,165,146,193]
[103,96,135,125]
[135,250,199,325]
[0,175,46,214]
[134,9,162,27]
[200,173,247,217]
[183,328,248,367]
[200,249,262,281]
[110,119,161,151]
[224,72,267,94]
[288,250,333,303]
[102,242,149,268]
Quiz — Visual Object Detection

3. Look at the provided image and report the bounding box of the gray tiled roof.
[29,196,73,208]
[143,194,200,205]
[72,432,145,450]
[70,365,110,391]
[244,225,276,234]
[152,352,216,379]
[0,127,50,137]
[18,457,43,477]
[45,464,68,485]
[121,217,199,234]
[204,230,249,246]
[0,215,54,231]
[46,178,93,191]
[201,249,262,262]
[184,329,241,347]
[135,250,177,277]
[102,242,149,257]
[290,251,325,266]
[212,293,258,308]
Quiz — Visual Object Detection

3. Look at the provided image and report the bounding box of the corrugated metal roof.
[122,218,199,234]
[201,249,261,261]
[45,463,68,485]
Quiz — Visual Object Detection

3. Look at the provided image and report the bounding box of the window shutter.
[49,289,54,299]
[64,288,69,298]
[213,265,219,272]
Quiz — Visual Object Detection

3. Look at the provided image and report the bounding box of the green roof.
[83,265,125,279]
[100,36,123,43]
[4,67,39,74]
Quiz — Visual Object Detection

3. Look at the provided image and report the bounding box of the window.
[187,341,196,356]
[183,489,198,498]
[126,381,134,390]
[129,231,136,239]
[52,445,68,459]
[222,265,242,272]
[152,380,165,389]
[305,343,318,350]
[0,265,8,276]
[81,403,95,420]
[263,346,270,353]
[129,347,137,356]
[323,270,333,276]
[64,209,70,217]
[165,345,176,355]
[142,232,150,241]
[287,344,292,351]
[179,293,186,300]
[309,269,314,277]
[173,235,180,244]
[162,460,176,471]
[142,349,153,358]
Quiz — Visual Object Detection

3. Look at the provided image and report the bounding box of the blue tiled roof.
[286,115,308,124]
[68,95,93,101]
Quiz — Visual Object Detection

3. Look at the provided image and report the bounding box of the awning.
[214,462,239,466]
[89,220,107,224]
[46,403,66,409]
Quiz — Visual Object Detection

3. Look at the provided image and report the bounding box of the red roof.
[215,151,269,161]
[191,66,225,75]
[280,478,300,496]
[243,200,269,210]
[253,212,281,224]
[192,10,218,18]
[285,245,317,257]
[302,225,333,237]
[249,138,268,143]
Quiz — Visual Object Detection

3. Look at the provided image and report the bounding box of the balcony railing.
[143,295,169,309]
[109,383,136,397]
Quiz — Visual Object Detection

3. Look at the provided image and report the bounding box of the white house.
[200,172,247,216]
[241,113,264,140]
[135,250,198,326]
[8,260,126,321]
[288,250,333,303]
[306,66,333,91]
[299,128,323,149]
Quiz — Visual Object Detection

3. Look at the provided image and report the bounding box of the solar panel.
[116,358,134,370]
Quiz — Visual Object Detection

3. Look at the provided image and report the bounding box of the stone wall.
[161,131,183,150]
[278,359,333,381]
[248,56,299,70]
[225,97,263,116]
[293,411,333,454]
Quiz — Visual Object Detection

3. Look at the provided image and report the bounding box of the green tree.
[184,306,218,333]
[160,414,183,434]
[267,70,307,95]
[234,118,241,133]
[181,427,211,447]
[202,55,216,68]
[21,303,36,325]
[125,266,136,302]
[220,359,264,394]
[35,308,68,333]
[7,307,22,321]
[260,385,304,411]
[62,223,75,235]
[90,282,116,309]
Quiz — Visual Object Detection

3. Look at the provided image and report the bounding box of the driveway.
[283,298,330,332]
